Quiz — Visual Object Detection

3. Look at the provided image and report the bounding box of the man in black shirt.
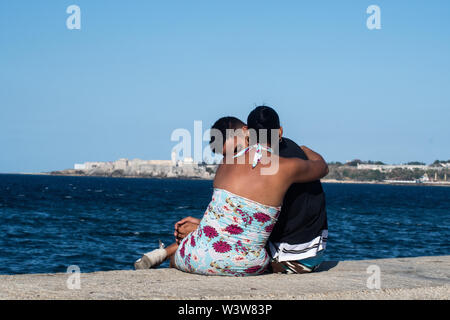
[268,136,328,273]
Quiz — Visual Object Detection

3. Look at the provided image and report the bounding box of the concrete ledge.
[0,256,448,300]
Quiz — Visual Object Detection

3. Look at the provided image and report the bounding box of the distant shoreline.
[320,179,450,187]
[0,172,210,181]
[2,172,450,187]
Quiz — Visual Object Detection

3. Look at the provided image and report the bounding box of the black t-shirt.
[269,137,328,244]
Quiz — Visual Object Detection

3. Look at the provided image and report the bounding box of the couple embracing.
[135,106,329,276]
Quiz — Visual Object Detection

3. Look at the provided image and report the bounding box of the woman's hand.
[175,216,201,229]
[174,216,200,244]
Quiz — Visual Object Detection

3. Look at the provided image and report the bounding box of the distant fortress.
[59,152,218,180]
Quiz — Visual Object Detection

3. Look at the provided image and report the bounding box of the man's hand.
[174,216,200,244]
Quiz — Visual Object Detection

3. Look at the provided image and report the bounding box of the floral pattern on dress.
[174,188,280,276]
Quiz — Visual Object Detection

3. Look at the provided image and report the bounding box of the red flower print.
[235,240,248,254]
[203,225,218,239]
[244,266,262,274]
[190,236,196,247]
[179,239,187,258]
[242,216,253,225]
[265,223,274,233]
[254,212,271,223]
[185,253,191,265]
[179,246,185,258]
[213,241,232,253]
[225,224,243,235]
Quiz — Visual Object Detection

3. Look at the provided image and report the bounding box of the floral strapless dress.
[174,188,281,276]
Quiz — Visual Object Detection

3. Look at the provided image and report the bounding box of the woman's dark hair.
[209,116,246,154]
[246,106,280,144]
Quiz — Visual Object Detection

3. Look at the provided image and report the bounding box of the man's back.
[269,137,328,260]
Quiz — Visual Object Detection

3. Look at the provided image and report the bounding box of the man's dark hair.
[246,106,280,144]
[209,116,246,154]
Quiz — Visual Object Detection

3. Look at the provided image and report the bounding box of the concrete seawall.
[0,256,448,300]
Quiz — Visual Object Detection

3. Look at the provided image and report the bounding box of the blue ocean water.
[0,174,449,275]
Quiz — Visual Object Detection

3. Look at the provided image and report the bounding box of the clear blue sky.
[1,0,449,173]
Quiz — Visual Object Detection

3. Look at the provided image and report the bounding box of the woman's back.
[213,149,294,207]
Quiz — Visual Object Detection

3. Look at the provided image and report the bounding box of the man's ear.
[279,127,283,140]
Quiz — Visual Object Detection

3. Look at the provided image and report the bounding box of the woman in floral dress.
[173,188,280,276]
[135,108,328,276]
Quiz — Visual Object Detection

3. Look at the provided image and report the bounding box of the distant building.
[183,157,194,164]
[69,156,216,179]
[115,158,128,170]
[171,151,177,165]
[143,160,173,166]
[75,158,176,172]
[84,161,109,170]
[74,163,86,170]
[357,164,432,172]
[419,173,430,183]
